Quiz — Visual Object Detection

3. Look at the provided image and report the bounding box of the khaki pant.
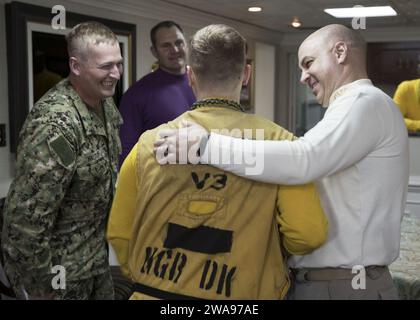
[287,266,399,300]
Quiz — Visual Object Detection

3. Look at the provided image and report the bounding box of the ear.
[69,57,82,76]
[151,46,158,59]
[333,41,348,64]
[186,65,193,86]
[242,63,251,86]
[186,65,198,95]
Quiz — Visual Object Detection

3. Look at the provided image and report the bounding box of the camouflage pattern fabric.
[54,267,114,300]
[1,78,122,299]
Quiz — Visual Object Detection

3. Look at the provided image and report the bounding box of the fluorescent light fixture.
[248,6,262,12]
[324,6,397,18]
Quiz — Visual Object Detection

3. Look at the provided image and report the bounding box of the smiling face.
[77,42,123,103]
[298,37,339,107]
[151,26,187,75]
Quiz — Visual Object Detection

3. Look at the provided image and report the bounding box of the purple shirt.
[118,68,195,166]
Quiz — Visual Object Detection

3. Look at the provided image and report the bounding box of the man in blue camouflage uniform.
[1,21,123,299]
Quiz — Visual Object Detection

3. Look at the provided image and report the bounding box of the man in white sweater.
[155,24,409,300]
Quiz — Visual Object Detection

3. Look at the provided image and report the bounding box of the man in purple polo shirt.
[118,21,196,166]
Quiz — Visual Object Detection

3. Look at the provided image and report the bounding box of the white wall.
[254,42,276,121]
[276,45,299,130]
[409,137,420,176]
[0,0,283,198]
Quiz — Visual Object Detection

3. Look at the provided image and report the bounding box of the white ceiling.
[160,0,420,32]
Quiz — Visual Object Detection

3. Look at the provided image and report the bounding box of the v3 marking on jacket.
[191,172,227,190]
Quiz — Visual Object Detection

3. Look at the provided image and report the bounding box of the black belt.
[134,283,206,300]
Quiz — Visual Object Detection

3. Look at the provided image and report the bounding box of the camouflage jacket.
[1,79,122,296]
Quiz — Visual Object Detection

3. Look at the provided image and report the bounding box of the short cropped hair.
[150,21,183,47]
[66,21,118,60]
[189,24,247,88]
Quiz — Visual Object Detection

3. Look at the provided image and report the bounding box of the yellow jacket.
[107,105,328,300]
[393,78,420,132]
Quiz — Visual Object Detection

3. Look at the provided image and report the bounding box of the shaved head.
[303,24,366,65]
[297,24,368,107]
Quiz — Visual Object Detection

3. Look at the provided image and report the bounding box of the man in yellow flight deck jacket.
[107,24,328,300]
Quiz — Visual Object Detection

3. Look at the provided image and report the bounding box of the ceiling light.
[291,17,301,28]
[248,7,262,12]
[324,6,397,18]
